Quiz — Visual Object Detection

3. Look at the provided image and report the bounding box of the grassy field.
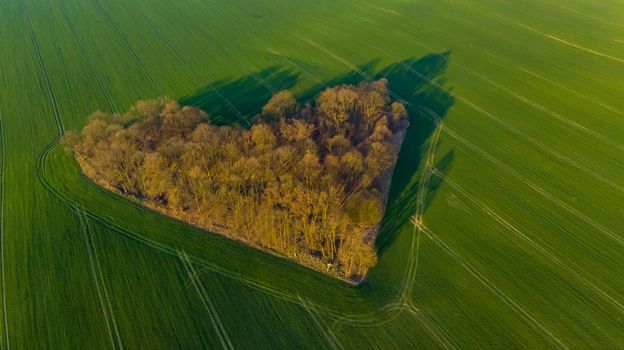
[1,0,623,348]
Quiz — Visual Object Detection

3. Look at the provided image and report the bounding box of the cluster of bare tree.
[64,79,408,279]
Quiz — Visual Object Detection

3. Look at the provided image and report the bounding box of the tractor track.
[90,0,163,96]
[55,0,118,113]
[137,10,249,126]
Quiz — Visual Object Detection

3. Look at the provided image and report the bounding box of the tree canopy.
[65,79,409,280]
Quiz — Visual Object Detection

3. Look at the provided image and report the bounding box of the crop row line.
[398,56,624,232]
[76,206,124,350]
[37,138,126,349]
[488,10,624,65]
[55,0,118,113]
[449,6,622,116]
[478,54,624,119]
[25,5,272,338]
[461,62,624,151]
[417,0,624,66]
[299,296,344,350]
[397,48,624,194]
[372,8,624,151]
[481,50,624,118]
[405,306,457,350]
[349,0,624,179]
[420,224,569,349]
[541,0,624,30]
[352,0,624,143]
[136,10,249,126]
[331,302,408,331]
[20,0,64,134]
[421,107,624,315]
[363,0,622,118]
[21,2,130,345]
[419,107,624,251]
[10,0,88,350]
[166,1,275,95]
[90,0,163,96]
[267,48,324,85]
[398,119,458,350]
[296,35,409,106]
[326,112,444,334]
[178,251,234,350]
[190,0,327,90]
[431,166,624,314]
[326,114,447,328]
[401,121,443,303]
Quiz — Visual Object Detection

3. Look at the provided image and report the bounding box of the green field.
[1,0,624,348]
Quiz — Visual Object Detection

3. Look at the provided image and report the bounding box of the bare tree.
[68,80,408,279]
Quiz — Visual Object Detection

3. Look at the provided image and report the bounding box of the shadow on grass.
[178,51,455,269]
[375,52,455,256]
[180,66,299,125]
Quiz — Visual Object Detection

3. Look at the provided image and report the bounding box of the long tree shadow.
[298,59,382,101]
[179,60,384,125]
[176,52,455,279]
[179,66,299,125]
[374,52,455,256]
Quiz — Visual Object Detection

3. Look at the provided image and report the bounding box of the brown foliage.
[262,90,297,121]
[68,80,408,280]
